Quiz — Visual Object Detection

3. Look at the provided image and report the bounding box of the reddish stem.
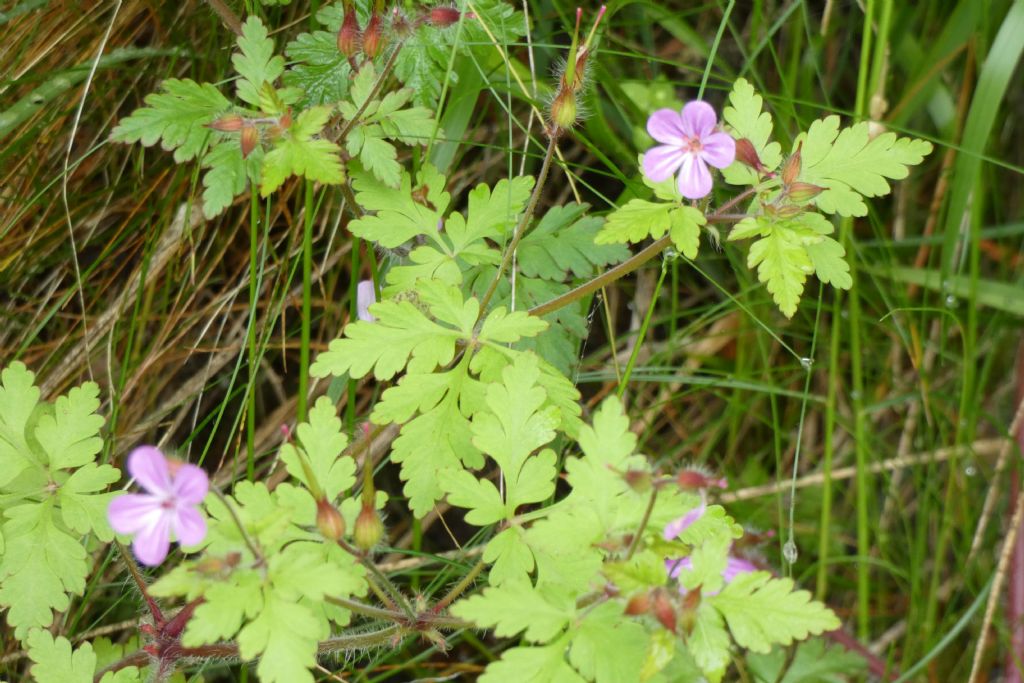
[1006,341,1024,683]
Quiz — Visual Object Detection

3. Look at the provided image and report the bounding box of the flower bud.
[316,499,346,541]
[337,10,361,58]
[775,204,805,218]
[549,90,578,131]
[362,12,384,59]
[623,469,652,493]
[625,592,651,615]
[428,6,463,27]
[733,138,763,171]
[781,145,802,185]
[786,182,824,203]
[208,114,245,132]
[676,468,727,490]
[240,125,259,159]
[354,504,384,551]
[652,589,677,633]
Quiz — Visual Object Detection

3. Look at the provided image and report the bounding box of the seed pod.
[549,89,578,131]
[316,499,346,541]
[354,504,384,551]
[677,468,727,490]
[623,469,652,493]
[781,144,802,185]
[208,114,245,132]
[786,182,824,203]
[240,125,259,159]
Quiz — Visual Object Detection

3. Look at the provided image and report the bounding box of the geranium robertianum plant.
[0,1,934,681]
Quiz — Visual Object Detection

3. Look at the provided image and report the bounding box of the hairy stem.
[478,135,559,317]
[431,558,486,614]
[336,40,407,145]
[529,188,759,318]
[209,488,264,566]
[625,488,659,560]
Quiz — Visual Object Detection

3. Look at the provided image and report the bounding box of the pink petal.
[356,280,376,322]
[677,154,713,199]
[642,145,685,182]
[700,131,736,169]
[722,556,758,583]
[663,501,707,540]
[108,494,163,534]
[127,446,172,495]
[665,556,693,579]
[646,108,687,145]
[171,464,209,505]
[172,505,207,547]
[680,101,717,139]
[132,514,172,566]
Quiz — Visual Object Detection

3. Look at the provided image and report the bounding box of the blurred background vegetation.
[1,0,1022,680]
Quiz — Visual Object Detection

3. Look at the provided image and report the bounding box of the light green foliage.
[729,211,850,317]
[676,537,730,594]
[392,0,525,107]
[201,139,263,218]
[109,78,228,162]
[233,17,288,110]
[151,481,367,683]
[345,163,450,249]
[569,602,649,683]
[284,27,352,106]
[444,355,558,523]
[279,396,354,500]
[747,638,866,682]
[518,204,629,279]
[0,363,119,638]
[598,200,707,259]
[478,636,585,683]
[721,77,782,184]
[260,105,345,196]
[709,571,841,653]
[28,629,141,683]
[452,580,575,642]
[341,64,435,187]
[713,78,928,316]
[689,604,731,682]
[794,117,933,217]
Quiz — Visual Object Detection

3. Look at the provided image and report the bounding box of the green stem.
[625,488,659,560]
[336,40,406,145]
[246,190,258,481]
[478,135,559,318]
[299,180,314,422]
[338,538,415,619]
[432,559,487,613]
[209,488,264,567]
[617,258,668,397]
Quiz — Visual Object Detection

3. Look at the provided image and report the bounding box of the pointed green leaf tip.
[260,106,345,196]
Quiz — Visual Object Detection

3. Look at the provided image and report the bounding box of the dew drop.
[964,465,977,477]
[945,294,957,308]
[782,540,799,564]
[799,357,813,371]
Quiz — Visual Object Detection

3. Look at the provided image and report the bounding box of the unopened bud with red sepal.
[676,467,727,491]
[362,12,384,59]
[625,592,652,615]
[337,10,361,57]
[734,138,763,172]
[208,114,245,132]
[652,589,677,633]
[240,125,259,159]
[427,6,463,27]
[316,499,346,542]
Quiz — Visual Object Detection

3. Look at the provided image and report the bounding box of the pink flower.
[665,553,757,595]
[663,500,707,540]
[356,279,376,322]
[107,446,209,566]
[642,102,736,199]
